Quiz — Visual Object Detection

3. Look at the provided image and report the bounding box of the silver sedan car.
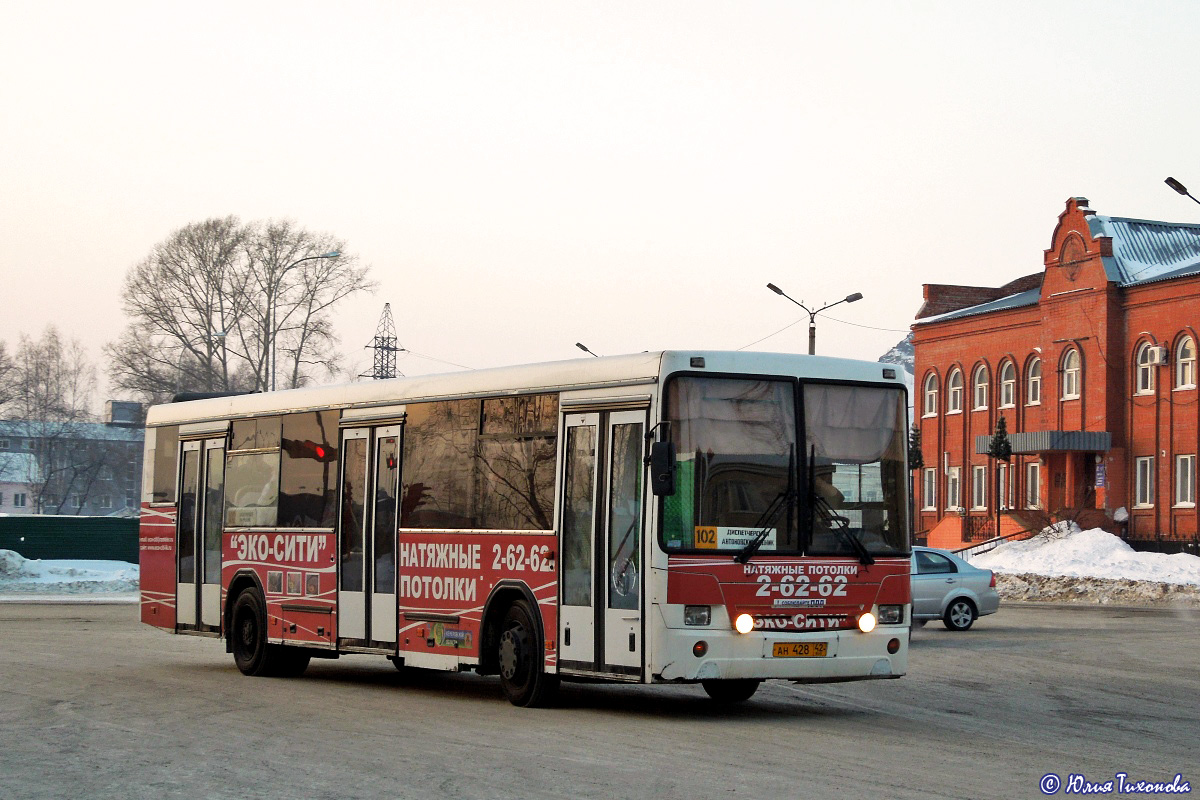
[911,546,1001,631]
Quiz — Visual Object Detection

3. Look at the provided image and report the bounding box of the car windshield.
[659,376,908,556]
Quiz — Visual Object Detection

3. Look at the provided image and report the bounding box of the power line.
[738,314,910,351]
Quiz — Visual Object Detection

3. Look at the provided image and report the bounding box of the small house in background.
[912,197,1200,554]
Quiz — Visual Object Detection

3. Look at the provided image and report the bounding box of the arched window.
[999,361,1016,408]
[1177,337,1196,389]
[1061,349,1081,399]
[923,373,939,416]
[946,369,963,413]
[1135,342,1156,395]
[972,365,989,410]
[1027,358,1042,405]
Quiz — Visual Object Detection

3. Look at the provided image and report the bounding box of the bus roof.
[144,350,904,427]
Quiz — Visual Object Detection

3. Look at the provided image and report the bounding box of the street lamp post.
[1165,177,1200,208]
[766,283,863,355]
[267,250,340,391]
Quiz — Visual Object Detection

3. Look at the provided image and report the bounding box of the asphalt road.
[0,602,1196,800]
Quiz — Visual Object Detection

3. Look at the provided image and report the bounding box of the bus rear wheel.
[231,587,310,678]
[702,679,761,703]
[497,599,558,707]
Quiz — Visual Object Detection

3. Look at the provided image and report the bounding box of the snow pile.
[0,549,138,598]
[968,526,1200,607]
[972,526,1200,585]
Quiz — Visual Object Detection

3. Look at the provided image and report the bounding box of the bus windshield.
[660,376,908,557]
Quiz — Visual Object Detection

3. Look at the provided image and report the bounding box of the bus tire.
[231,588,271,676]
[497,599,558,707]
[702,679,760,703]
[230,587,310,677]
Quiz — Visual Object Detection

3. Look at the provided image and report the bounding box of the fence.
[0,515,138,562]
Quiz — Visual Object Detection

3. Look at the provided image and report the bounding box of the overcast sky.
[3,1,1199,393]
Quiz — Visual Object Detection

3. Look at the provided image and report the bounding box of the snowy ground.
[966,525,1200,608]
[2,526,1199,607]
[0,549,138,603]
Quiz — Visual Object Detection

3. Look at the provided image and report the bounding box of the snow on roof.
[912,287,1042,325]
[0,420,142,443]
[971,526,1200,586]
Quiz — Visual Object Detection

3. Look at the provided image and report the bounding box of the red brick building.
[912,197,1200,553]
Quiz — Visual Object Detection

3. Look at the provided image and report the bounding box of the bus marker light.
[857,612,877,633]
[887,638,900,654]
[693,641,708,658]
[734,614,754,634]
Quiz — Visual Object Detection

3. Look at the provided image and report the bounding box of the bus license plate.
[772,641,828,658]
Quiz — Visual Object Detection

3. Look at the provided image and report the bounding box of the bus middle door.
[336,425,401,649]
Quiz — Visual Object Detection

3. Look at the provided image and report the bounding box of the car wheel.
[497,599,558,707]
[701,679,761,703]
[943,598,977,631]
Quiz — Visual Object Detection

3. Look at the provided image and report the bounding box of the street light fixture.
[765,283,863,355]
[268,251,341,390]
[1165,177,1200,207]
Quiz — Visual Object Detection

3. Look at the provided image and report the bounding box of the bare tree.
[7,327,103,513]
[106,217,373,401]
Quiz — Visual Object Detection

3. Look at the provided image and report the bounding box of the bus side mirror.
[649,441,676,496]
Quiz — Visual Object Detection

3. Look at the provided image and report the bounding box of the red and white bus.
[140,350,911,706]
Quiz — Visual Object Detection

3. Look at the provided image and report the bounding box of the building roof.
[914,287,1042,325]
[1086,214,1200,286]
[0,420,143,443]
[914,205,1200,327]
[0,452,39,483]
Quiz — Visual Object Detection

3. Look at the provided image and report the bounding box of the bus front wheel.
[497,599,558,707]
[702,679,760,703]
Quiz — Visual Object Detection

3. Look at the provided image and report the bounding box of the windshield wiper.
[734,488,792,564]
[808,445,874,566]
[735,446,796,565]
[813,493,875,566]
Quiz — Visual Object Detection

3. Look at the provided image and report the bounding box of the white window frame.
[13,493,26,508]
[972,366,989,410]
[999,361,1016,408]
[1175,455,1195,507]
[923,373,939,417]
[946,466,961,511]
[1177,337,1196,390]
[1134,457,1154,508]
[946,369,963,414]
[998,463,1013,510]
[922,468,937,510]
[971,465,988,510]
[1061,349,1080,400]
[1135,343,1155,395]
[1027,358,1041,405]
[1025,462,1040,509]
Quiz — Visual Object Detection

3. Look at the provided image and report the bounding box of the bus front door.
[176,437,225,631]
[559,410,645,677]
[336,425,401,648]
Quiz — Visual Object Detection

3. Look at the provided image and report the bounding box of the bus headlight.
[734,613,755,634]
[857,612,877,633]
[877,605,903,625]
[684,605,711,626]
